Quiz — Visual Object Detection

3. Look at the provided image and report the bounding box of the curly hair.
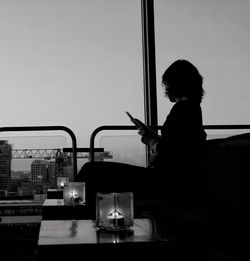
[162,59,205,103]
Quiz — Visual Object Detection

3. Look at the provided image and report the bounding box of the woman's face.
[163,83,176,102]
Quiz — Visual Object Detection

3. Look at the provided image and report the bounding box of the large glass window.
[155,0,250,127]
[0,0,144,202]
[0,0,143,146]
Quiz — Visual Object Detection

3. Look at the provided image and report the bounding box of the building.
[55,152,73,182]
[0,200,42,225]
[0,140,12,193]
[31,160,49,188]
[48,161,56,188]
[17,181,33,196]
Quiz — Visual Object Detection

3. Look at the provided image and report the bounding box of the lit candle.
[107,210,125,226]
[60,182,65,189]
[69,191,80,203]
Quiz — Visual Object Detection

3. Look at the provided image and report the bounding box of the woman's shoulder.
[171,99,201,114]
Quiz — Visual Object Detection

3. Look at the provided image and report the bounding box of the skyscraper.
[55,152,73,182]
[48,161,56,188]
[31,160,48,187]
[0,140,12,193]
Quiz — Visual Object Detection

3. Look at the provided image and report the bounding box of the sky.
[155,0,250,126]
[0,0,144,149]
[0,0,250,162]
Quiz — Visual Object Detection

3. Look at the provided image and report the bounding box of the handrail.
[0,126,78,180]
[90,125,137,162]
[89,124,250,162]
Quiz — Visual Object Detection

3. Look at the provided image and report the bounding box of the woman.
[141,59,206,171]
[78,59,207,210]
[140,59,207,208]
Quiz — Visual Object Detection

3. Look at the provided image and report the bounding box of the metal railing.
[89,124,250,163]
[0,126,78,180]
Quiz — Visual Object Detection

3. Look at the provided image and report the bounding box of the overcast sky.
[155,0,250,126]
[0,0,250,151]
[0,0,143,148]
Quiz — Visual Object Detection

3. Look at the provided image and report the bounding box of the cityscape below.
[0,139,74,200]
[0,139,117,201]
[0,132,239,200]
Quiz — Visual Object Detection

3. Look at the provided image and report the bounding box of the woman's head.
[162,59,204,103]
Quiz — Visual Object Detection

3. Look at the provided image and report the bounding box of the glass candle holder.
[96,192,134,231]
[57,177,69,189]
[63,182,85,205]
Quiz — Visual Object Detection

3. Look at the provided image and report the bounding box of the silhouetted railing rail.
[89,124,250,163]
[0,126,78,180]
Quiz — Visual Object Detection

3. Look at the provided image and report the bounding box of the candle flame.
[108,210,123,219]
[69,191,78,199]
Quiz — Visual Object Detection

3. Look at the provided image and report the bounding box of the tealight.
[63,182,85,205]
[96,192,134,231]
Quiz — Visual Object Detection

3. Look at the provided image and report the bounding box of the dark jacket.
[151,99,207,169]
[149,100,207,207]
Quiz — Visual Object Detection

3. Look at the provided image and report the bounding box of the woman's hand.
[139,130,160,147]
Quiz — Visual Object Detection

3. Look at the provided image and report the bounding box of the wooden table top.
[38,219,160,246]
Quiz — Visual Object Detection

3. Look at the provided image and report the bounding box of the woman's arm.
[139,130,161,154]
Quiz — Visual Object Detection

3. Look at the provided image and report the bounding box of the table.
[34,218,211,261]
[35,219,176,260]
[38,219,155,245]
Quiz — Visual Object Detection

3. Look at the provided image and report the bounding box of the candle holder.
[63,182,85,205]
[57,177,69,189]
[96,228,134,243]
[96,192,134,231]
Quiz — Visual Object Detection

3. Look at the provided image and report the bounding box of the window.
[155,0,250,126]
[0,1,144,202]
[0,0,144,146]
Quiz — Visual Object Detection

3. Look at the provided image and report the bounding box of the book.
[125,111,160,138]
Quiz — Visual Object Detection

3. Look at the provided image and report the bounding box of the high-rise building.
[55,152,73,182]
[55,154,64,178]
[31,160,48,187]
[63,154,73,182]
[0,140,12,193]
[48,161,56,188]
